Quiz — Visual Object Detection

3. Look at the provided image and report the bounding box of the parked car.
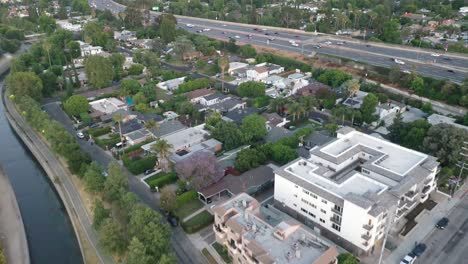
[89,123,100,129]
[412,243,427,257]
[167,215,179,227]
[76,131,85,139]
[224,166,235,176]
[400,253,417,264]
[436,217,449,229]
[144,169,156,175]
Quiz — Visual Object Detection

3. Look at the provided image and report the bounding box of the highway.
[90,0,467,84]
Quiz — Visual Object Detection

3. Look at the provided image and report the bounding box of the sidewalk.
[384,184,468,264]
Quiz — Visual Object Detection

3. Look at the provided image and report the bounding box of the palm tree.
[299,96,318,117]
[346,79,360,98]
[287,102,302,122]
[218,57,229,93]
[144,119,158,138]
[151,139,173,172]
[43,41,52,68]
[113,113,124,143]
[270,97,289,116]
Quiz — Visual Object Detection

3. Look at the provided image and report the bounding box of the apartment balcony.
[404,191,418,201]
[424,177,434,185]
[330,217,341,225]
[361,233,372,241]
[422,185,431,195]
[362,241,369,247]
[363,223,374,231]
[331,207,343,215]
[405,200,417,210]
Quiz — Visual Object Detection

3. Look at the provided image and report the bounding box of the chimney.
[242,200,247,208]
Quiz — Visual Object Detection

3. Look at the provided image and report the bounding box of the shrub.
[122,155,157,175]
[123,139,155,154]
[180,210,214,234]
[145,172,178,190]
[87,126,111,137]
[95,134,120,149]
[176,190,198,208]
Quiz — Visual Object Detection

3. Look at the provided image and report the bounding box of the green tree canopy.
[237,81,265,98]
[159,186,177,213]
[92,199,110,229]
[103,162,128,203]
[423,124,468,166]
[241,114,267,143]
[84,162,106,194]
[160,15,177,43]
[63,95,90,117]
[360,93,379,123]
[211,121,244,150]
[6,72,43,101]
[84,56,114,89]
[99,219,128,255]
[240,44,257,58]
[125,237,154,264]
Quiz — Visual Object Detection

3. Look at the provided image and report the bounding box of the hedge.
[123,139,155,154]
[87,126,111,137]
[95,134,121,149]
[145,172,178,189]
[176,190,198,208]
[181,210,214,234]
[122,155,157,175]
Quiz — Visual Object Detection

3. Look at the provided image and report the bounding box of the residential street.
[42,102,205,264]
[417,190,468,264]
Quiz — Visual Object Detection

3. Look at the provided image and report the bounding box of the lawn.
[213,242,232,264]
[201,248,217,264]
[144,172,178,190]
[174,199,204,221]
[181,210,214,234]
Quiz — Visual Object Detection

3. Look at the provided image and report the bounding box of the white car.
[325,41,332,45]
[430,53,440,57]
[77,131,85,139]
[291,42,299,47]
[336,41,344,45]
[400,253,416,264]
[203,28,211,32]
[403,70,411,74]
[186,24,194,28]
[234,35,240,39]
[394,59,405,65]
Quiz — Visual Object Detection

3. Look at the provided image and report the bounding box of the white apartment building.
[77,40,103,57]
[274,127,439,255]
[213,193,339,264]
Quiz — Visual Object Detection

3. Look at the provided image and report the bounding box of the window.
[294,185,298,188]
[308,212,316,218]
[362,169,370,175]
[332,223,341,232]
[320,209,327,214]
[294,194,298,198]
[321,199,327,204]
[301,208,308,214]
[311,204,317,209]
[293,203,297,207]
[319,218,325,223]
[310,193,318,199]
[333,205,343,213]
[302,189,310,195]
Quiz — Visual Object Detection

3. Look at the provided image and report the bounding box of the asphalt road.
[90,0,468,84]
[42,102,205,264]
[417,192,468,264]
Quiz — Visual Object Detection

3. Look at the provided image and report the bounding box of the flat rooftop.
[286,159,388,199]
[217,193,337,264]
[321,131,427,176]
[90,98,126,114]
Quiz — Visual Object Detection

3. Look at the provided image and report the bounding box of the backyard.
[174,199,204,221]
[181,210,214,234]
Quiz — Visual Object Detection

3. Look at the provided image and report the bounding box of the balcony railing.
[405,191,417,201]
[361,233,372,240]
[330,217,341,225]
[424,177,433,185]
[422,185,431,194]
[363,224,374,231]
[362,241,369,247]
[331,207,343,215]
[405,200,417,210]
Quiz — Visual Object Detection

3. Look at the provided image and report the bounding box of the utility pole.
[452,141,468,197]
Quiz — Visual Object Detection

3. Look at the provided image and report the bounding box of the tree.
[316,69,352,87]
[173,36,194,59]
[298,96,317,116]
[67,40,81,59]
[128,63,145,76]
[410,75,425,94]
[160,16,177,43]
[113,113,124,144]
[270,144,298,165]
[151,139,173,172]
[345,79,360,97]
[159,186,177,213]
[287,102,304,121]
[360,93,379,123]
[124,6,144,28]
[240,44,257,58]
[380,19,401,44]
[120,79,141,96]
[6,72,43,101]
[337,253,359,264]
[38,15,56,34]
[39,71,58,96]
[92,199,110,229]
[241,114,267,143]
[83,22,109,47]
[421,102,433,114]
[84,162,106,194]
[84,56,114,89]
[211,121,244,150]
[175,150,223,190]
[110,53,125,80]
[423,124,468,166]
[235,148,267,172]
[218,57,229,92]
[389,65,402,83]
[237,81,265,98]
[389,118,430,151]
[99,219,128,255]
[103,162,128,203]
[125,237,154,264]
[63,95,90,117]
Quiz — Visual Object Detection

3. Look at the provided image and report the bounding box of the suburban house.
[156,77,187,92]
[90,98,127,115]
[76,40,103,57]
[223,107,259,124]
[274,127,439,255]
[212,192,340,264]
[147,120,187,138]
[228,62,249,75]
[262,112,289,130]
[185,88,215,103]
[375,101,406,120]
[342,90,369,109]
[246,63,284,82]
[112,119,142,135]
[198,97,247,113]
[199,93,231,106]
[124,129,153,146]
[265,127,294,143]
[56,20,82,32]
[427,114,468,131]
[296,82,332,97]
[114,30,137,42]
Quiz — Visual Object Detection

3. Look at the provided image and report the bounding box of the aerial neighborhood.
[0,1,467,264]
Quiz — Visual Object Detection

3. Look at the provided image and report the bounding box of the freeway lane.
[91,0,467,83]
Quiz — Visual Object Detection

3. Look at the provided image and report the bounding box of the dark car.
[274,32,279,35]
[89,123,100,129]
[412,243,427,257]
[447,69,455,73]
[443,57,451,61]
[436,217,449,229]
[167,216,179,227]
[265,32,270,35]
[144,169,155,175]
[366,44,371,47]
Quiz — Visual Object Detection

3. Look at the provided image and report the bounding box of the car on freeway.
[253,28,258,31]
[274,32,279,35]
[234,35,240,39]
[436,217,449,229]
[268,37,275,41]
[186,24,194,27]
[196,30,202,33]
[202,28,211,32]
[294,35,300,38]
[291,42,299,47]
[222,31,227,34]
[402,70,411,74]
[325,41,332,45]
[76,131,85,139]
[336,41,344,45]
[144,169,156,175]
[393,58,405,65]
[222,24,226,27]
[412,243,427,257]
[430,53,440,57]
[443,57,451,61]
[265,32,270,35]
[314,45,321,49]
[447,69,455,73]
[400,253,417,264]
[366,44,371,47]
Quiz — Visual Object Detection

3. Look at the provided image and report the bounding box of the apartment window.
[301,198,308,205]
[308,212,316,218]
[362,168,370,175]
[301,208,308,214]
[321,199,328,204]
[332,223,341,232]
[319,218,326,224]
[293,203,297,207]
[294,194,298,198]
[302,189,310,195]
[333,205,343,213]
[320,209,327,214]
[310,193,318,199]
[311,204,317,209]
[294,185,298,188]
